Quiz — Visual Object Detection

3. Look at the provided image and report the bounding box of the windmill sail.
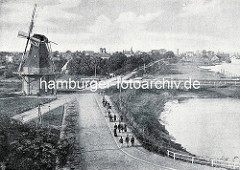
[18,4,37,73]
[18,31,29,39]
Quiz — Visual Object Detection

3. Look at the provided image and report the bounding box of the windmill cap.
[32,34,48,42]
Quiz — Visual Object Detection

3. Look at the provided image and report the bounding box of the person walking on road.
[114,123,117,130]
[117,123,121,133]
[102,97,105,105]
[120,115,123,122]
[123,124,127,132]
[108,104,112,109]
[113,115,117,122]
[125,135,129,147]
[120,124,124,133]
[119,136,123,147]
[114,128,117,137]
[109,114,113,122]
[131,136,135,146]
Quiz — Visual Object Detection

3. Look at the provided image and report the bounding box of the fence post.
[192,157,194,164]
[173,153,176,160]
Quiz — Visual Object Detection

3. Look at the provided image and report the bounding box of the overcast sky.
[1,0,240,53]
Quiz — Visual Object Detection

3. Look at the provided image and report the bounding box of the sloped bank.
[106,88,192,156]
[105,87,240,169]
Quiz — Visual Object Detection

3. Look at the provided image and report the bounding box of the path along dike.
[75,92,214,170]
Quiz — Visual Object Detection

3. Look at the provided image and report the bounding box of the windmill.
[17,4,58,95]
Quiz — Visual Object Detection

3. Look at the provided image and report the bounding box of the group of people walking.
[119,135,135,147]
[102,96,135,148]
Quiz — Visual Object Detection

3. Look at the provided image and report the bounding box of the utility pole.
[48,98,51,120]
[119,76,122,111]
[37,104,42,125]
[144,63,146,73]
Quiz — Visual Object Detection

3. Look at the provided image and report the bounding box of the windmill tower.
[17,4,58,95]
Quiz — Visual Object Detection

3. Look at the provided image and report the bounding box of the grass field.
[0,81,21,98]
[0,97,56,118]
[29,105,64,127]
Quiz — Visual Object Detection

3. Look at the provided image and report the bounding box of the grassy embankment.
[105,87,188,155]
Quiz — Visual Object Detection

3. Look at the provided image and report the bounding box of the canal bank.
[105,87,240,168]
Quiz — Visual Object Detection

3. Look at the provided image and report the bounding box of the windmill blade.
[28,4,37,35]
[18,38,30,73]
[18,4,37,74]
[17,31,29,39]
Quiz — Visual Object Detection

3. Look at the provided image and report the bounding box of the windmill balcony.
[22,67,54,75]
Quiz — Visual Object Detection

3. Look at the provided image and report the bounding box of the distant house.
[98,53,111,59]
[216,53,231,63]
[151,49,167,55]
[207,51,215,58]
[159,49,167,55]
[185,51,195,57]
[183,51,195,62]
[151,50,161,55]
[135,51,143,55]
[211,55,220,62]
[98,48,111,59]
[6,55,14,63]
[123,48,134,57]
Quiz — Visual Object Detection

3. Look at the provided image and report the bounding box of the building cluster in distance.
[181,50,234,64]
[1,48,240,68]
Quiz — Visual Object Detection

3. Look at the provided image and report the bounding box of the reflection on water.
[161,98,240,160]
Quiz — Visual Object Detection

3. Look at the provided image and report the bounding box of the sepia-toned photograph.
[0,0,239,169]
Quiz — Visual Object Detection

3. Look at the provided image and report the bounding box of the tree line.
[65,51,177,76]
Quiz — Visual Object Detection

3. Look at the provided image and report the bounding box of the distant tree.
[138,52,152,65]
[163,51,178,63]
[99,58,108,75]
[90,56,102,76]
[124,56,139,71]
[107,52,127,73]
[163,51,175,59]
